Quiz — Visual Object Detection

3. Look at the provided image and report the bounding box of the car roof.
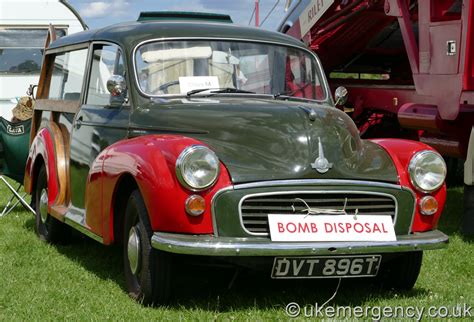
[47,20,307,52]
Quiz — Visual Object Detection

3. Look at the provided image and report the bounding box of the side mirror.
[106,75,127,107]
[27,84,38,100]
[334,86,348,106]
[107,75,127,96]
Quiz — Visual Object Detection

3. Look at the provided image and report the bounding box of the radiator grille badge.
[311,137,333,174]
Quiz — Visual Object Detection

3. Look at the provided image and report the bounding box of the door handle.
[75,116,83,129]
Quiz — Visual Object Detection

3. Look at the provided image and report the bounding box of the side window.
[49,49,88,100]
[87,44,125,106]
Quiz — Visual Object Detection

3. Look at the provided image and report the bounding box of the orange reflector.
[419,196,438,216]
[185,195,205,216]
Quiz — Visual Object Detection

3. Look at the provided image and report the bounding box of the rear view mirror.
[212,51,240,65]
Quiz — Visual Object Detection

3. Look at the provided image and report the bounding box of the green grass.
[0,182,472,320]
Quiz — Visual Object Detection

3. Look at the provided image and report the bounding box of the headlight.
[408,150,446,192]
[176,145,220,191]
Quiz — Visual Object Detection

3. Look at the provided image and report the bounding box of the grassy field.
[0,182,472,320]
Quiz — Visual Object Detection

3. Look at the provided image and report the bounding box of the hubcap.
[127,226,141,275]
[39,188,48,224]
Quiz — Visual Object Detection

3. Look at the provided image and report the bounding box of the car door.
[69,43,130,229]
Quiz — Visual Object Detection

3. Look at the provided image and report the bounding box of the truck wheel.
[34,165,69,243]
[463,185,474,235]
[378,251,422,291]
[123,190,171,305]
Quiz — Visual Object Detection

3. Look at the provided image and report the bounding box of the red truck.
[278,0,474,233]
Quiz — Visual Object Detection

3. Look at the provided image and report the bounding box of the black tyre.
[463,184,474,235]
[34,165,70,243]
[123,190,171,305]
[377,251,423,291]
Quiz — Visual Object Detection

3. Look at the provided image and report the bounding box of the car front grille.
[239,192,397,235]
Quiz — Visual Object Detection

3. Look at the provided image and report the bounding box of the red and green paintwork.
[24,18,446,245]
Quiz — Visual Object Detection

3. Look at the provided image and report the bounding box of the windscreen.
[135,40,327,100]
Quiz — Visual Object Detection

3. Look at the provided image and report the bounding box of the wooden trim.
[35,99,81,114]
[58,123,71,205]
[48,121,68,208]
[36,25,56,100]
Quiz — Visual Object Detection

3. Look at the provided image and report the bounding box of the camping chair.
[0,117,35,216]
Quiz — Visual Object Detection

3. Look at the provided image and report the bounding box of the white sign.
[179,76,219,94]
[299,0,334,38]
[268,214,396,242]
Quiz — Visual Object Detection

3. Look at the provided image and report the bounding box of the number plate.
[271,255,381,279]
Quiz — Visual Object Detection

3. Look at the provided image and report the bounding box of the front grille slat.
[244,197,391,203]
[241,204,395,211]
[240,193,396,236]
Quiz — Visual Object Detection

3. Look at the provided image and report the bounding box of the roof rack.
[137,11,233,23]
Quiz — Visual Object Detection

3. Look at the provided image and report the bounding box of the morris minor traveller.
[25,12,449,304]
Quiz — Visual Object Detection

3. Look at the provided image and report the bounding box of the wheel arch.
[371,138,447,232]
[110,173,139,245]
[24,127,60,207]
[94,134,233,244]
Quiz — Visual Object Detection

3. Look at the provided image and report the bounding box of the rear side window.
[48,49,88,100]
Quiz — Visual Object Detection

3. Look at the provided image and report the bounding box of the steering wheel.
[151,80,180,94]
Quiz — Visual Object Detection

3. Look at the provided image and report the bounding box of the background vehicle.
[278,0,474,233]
[0,0,86,120]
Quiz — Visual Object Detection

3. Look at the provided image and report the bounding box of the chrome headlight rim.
[175,145,220,191]
[408,150,446,193]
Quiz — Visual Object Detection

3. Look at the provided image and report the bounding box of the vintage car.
[25,12,448,304]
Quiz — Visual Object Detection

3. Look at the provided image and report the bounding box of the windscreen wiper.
[186,87,255,97]
[273,84,313,99]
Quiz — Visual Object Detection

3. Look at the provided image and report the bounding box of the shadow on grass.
[23,217,125,288]
[164,264,431,311]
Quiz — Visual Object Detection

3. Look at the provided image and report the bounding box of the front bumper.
[151,230,448,256]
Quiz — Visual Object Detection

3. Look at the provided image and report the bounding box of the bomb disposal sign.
[268,215,396,242]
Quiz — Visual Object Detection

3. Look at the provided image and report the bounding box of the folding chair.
[0,117,35,216]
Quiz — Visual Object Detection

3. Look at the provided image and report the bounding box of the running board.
[64,212,103,243]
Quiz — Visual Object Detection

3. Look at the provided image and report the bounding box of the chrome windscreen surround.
[238,191,398,237]
[132,37,332,104]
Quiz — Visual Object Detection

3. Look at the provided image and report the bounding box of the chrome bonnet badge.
[311,137,333,174]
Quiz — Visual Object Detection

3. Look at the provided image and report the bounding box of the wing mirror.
[334,86,348,106]
[107,75,128,107]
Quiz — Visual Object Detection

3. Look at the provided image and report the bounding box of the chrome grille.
[239,192,397,235]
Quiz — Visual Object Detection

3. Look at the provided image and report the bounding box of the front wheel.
[123,190,172,305]
[377,251,423,291]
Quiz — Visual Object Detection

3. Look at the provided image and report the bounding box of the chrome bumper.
[151,230,448,256]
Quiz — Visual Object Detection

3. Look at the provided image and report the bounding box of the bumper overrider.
[151,230,448,256]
